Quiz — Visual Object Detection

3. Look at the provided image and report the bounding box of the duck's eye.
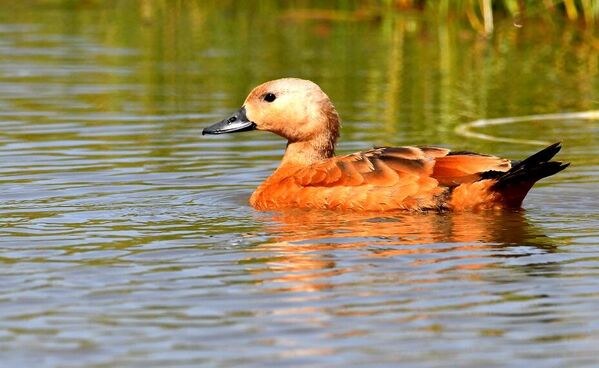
[263,93,276,103]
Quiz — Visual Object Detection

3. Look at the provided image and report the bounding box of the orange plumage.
[203,78,568,211]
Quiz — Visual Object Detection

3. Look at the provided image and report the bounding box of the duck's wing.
[293,146,431,188]
[429,149,512,185]
[293,146,512,188]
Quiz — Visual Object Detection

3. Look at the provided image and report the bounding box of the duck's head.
[203,78,340,145]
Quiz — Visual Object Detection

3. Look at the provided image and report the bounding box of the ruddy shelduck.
[203,78,568,211]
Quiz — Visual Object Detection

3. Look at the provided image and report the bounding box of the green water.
[1,2,598,367]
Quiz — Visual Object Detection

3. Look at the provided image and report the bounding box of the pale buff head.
[242,78,340,143]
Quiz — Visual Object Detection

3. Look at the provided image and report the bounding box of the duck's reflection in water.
[249,210,555,292]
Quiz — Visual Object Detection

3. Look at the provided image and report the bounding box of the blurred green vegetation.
[388,0,599,32]
[4,0,599,34]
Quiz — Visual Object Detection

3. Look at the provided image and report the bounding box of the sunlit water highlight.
[456,111,599,145]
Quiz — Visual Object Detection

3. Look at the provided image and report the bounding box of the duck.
[203,78,568,211]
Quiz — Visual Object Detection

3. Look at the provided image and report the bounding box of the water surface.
[0,2,598,367]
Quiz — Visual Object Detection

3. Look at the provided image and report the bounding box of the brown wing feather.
[293,146,511,189]
[419,146,451,158]
[432,153,511,186]
[293,147,435,188]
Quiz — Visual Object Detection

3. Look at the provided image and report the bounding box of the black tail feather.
[506,142,562,170]
[492,142,570,196]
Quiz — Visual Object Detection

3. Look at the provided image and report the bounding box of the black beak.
[202,106,256,135]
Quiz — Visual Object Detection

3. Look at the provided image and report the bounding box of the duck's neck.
[280,131,337,167]
[278,101,340,168]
